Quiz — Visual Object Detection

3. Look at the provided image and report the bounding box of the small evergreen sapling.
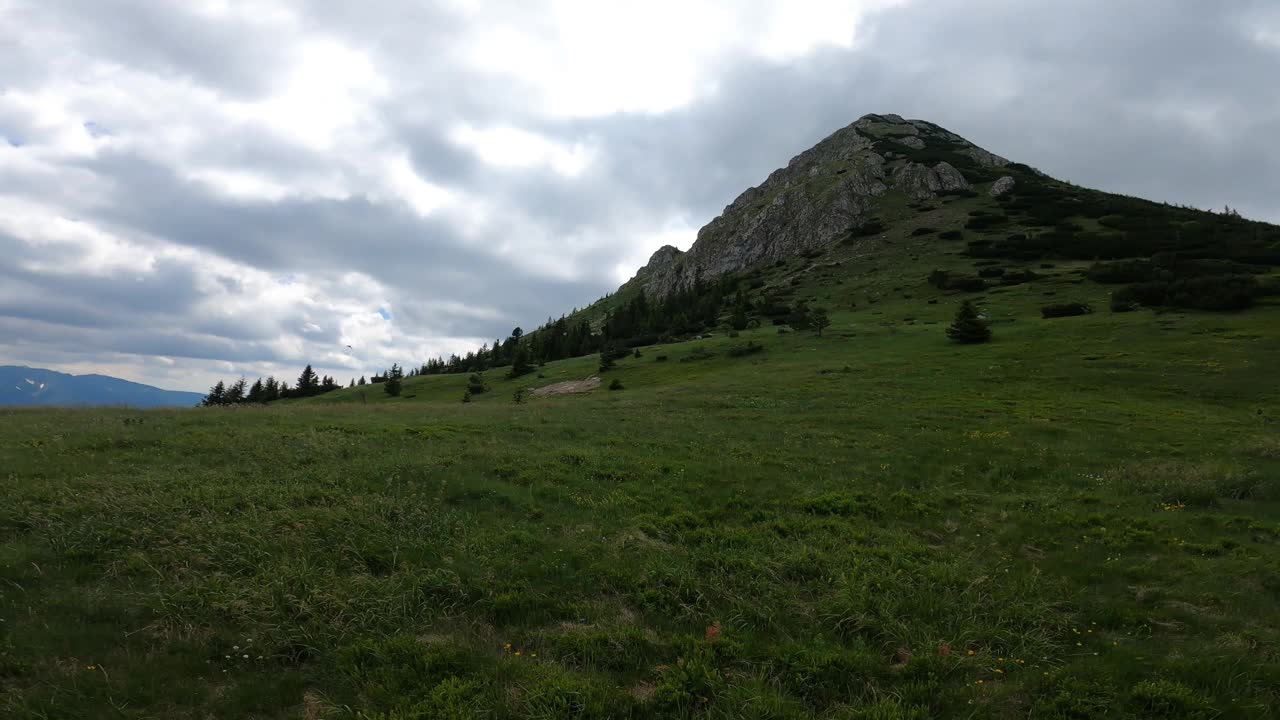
[946,300,992,344]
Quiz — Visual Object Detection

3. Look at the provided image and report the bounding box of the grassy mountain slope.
[4,119,1280,718]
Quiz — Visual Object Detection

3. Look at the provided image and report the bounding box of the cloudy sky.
[2,1,1277,391]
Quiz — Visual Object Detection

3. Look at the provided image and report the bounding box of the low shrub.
[910,227,937,236]
[608,379,624,391]
[727,341,765,357]
[1041,302,1093,318]
[680,347,715,363]
[939,229,964,241]
[1000,269,1041,285]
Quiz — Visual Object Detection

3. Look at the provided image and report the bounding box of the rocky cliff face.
[633,114,1016,297]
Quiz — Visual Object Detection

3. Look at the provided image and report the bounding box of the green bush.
[1041,303,1093,318]
[727,341,765,357]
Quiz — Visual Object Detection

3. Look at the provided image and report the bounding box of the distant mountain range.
[0,366,204,408]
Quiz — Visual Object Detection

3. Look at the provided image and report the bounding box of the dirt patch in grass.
[531,376,601,398]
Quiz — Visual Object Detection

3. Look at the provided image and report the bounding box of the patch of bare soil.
[530,376,601,398]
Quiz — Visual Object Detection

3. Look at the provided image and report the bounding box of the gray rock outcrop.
[892,161,970,200]
[990,176,1016,196]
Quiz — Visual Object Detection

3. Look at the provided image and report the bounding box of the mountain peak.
[635,115,1017,297]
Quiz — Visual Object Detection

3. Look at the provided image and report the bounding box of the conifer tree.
[246,378,265,403]
[204,381,226,407]
[358,376,367,386]
[297,365,319,396]
[508,342,534,378]
[946,300,992,344]
[599,346,617,372]
[384,363,403,397]
[226,377,248,404]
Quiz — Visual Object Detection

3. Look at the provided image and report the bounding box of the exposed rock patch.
[892,161,970,200]
[965,147,1010,167]
[531,376,601,398]
[990,176,1016,196]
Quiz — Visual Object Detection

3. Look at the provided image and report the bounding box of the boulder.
[990,176,1016,196]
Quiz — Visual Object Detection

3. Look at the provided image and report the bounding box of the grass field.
[4,215,1280,718]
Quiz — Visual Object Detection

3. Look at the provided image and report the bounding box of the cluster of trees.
[201,267,846,407]
[203,365,354,406]
[418,274,749,376]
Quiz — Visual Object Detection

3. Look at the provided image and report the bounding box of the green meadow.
[4,215,1280,718]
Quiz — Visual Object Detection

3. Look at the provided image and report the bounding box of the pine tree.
[349,378,355,388]
[204,381,226,407]
[384,363,403,397]
[946,300,992,344]
[508,342,534,378]
[358,376,367,386]
[321,375,339,393]
[226,377,248,404]
[246,378,265,403]
[297,365,319,396]
[810,307,831,336]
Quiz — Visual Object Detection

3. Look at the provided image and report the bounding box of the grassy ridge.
[4,284,1280,717]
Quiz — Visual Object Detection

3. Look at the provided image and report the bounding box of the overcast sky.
[2,1,1277,391]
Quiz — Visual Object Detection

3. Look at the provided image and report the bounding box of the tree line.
[202,271,839,406]
[204,365,355,406]
[417,274,746,377]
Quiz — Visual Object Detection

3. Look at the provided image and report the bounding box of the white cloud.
[457,0,898,117]
[450,125,596,176]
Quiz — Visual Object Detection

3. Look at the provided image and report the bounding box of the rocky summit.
[631,114,1017,297]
